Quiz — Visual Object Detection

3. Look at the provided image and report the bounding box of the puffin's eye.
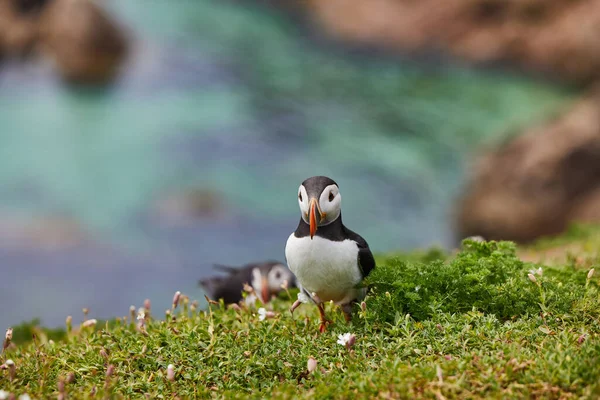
[298,193,303,201]
[329,192,335,202]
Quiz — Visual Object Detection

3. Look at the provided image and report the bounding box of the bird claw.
[316,302,332,333]
[319,322,327,333]
[318,319,333,333]
[289,299,303,314]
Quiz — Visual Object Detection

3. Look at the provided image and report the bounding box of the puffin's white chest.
[285,234,362,304]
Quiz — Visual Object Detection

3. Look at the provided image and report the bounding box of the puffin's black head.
[297,176,341,239]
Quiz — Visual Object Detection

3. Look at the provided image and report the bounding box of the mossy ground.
[2,226,600,399]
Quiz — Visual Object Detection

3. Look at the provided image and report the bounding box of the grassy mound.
[1,235,600,399]
[366,240,598,322]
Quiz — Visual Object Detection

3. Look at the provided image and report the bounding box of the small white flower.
[297,292,310,304]
[257,307,276,321]
[337,333,352,346]
[528,267,543,276]
[258,308,267,321]
[527,273,538,284]
[244,293,258,306]
[19,394,32,400]
[137,308,146,321]
[4,360,14,366]
[415,286,421,292]
[0,390,9,400]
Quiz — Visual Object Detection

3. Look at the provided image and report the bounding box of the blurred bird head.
[251,262,296,303]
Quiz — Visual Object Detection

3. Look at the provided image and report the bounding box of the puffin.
[285,176,375,332]
[199,261,296,305]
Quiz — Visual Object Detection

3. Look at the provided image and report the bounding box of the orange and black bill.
[261,276,270,303]
[309,198,320,239]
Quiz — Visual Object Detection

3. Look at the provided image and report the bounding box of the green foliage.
[366,239,599,323]
[10,319,66,345]
[530,223,600,250]
[375,246,448,266]
[367,240,530,321]
[1,238,599,398]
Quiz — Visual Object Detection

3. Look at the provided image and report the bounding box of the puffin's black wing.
[199,273,249,304]
[344,228,376,279]
[212,264,241,274]
[199,264,255,304]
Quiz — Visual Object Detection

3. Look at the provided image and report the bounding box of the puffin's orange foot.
[317,303,332,333]
[318,319,332,333]
[319,323,327,333]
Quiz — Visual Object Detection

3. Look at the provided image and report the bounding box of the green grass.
[2,234,600,399]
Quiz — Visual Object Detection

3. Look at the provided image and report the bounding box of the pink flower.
[172,291,181,308]
[82,319,97,328]
[307,357,317,373]
[167,364,175,381]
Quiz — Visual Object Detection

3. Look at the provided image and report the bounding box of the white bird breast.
[285,234,363,305]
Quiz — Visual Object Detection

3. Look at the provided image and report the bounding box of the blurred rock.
[456,87,600,243]
[0,0,128,84]
[569,186,600,223]
[0,0,47,58]
[39,0,128,84]
[154,189,226,225]
[300,0,600,84]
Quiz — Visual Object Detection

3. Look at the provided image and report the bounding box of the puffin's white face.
[251,264,295,302]
[298,183,341,238]
[266,264,294,292]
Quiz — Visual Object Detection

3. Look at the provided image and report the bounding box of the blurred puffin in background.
[199,260,296,304]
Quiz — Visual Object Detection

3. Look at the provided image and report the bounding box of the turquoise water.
[0,0,572,328]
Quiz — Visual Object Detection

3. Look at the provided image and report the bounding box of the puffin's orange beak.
[309,198,318,239]
[261,277,270,303]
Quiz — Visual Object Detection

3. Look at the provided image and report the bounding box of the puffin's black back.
[199,265,254,304]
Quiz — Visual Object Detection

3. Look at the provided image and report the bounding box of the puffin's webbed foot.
[317,303,332,333]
